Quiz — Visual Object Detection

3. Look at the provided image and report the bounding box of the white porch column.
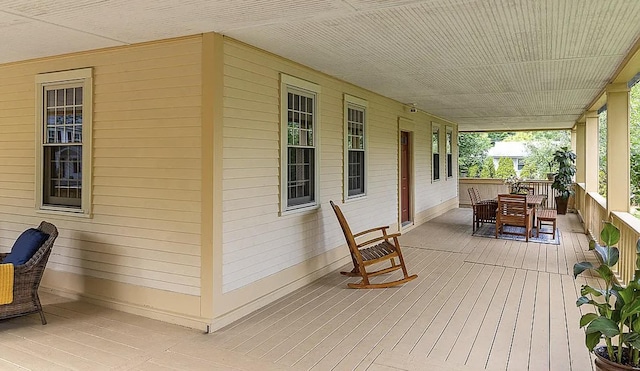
[606,83,631,213]
[584,111,599,193]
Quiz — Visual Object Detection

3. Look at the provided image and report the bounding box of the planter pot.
[594,346,640,370]
[555,196,569,214]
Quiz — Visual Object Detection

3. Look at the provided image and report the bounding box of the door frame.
[398,118,415,230]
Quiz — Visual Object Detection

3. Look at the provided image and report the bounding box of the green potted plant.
[574,222,640,370]
[547,160,555,181]
[551,146,576,214]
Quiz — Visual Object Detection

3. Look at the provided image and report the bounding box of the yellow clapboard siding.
[93,147,200,160]
[93,136,201,148]
[94,106,199,121]
[96,74,202,94]
[93,157,201,170]
[93,185,201,202]
[91,204,200,224]
[93,194,201,213]
[223,86,279,105]
[0,36,203,298]
[57,229,200,255]
[92,176,200,191]
[95,85,201,103]
[94,166,200,180]
[94,95,200,113]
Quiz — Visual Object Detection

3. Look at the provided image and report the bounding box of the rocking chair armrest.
[356,233,401,248]
[353,225,390,238]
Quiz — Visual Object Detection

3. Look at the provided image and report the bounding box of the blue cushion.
[2,228,49,265]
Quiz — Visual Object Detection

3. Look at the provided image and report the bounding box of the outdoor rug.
[472,223,560,245]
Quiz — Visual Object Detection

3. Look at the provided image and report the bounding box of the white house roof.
[2,1,640,132]
[487,141,529,158]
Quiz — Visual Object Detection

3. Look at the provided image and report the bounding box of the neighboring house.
[0,34,458,331]
[487,141,529,176]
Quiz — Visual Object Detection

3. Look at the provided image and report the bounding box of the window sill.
[37,206,91,219]
[344,194,367,203]
[280,203,320,217]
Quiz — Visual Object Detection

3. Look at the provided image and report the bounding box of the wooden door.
[401,131,410,224]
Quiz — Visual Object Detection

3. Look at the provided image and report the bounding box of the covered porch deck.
[0,208,597,371]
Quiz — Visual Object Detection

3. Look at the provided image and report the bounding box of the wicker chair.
[0,221,58,325]
[330,201,417,289]
[468,187,497,233]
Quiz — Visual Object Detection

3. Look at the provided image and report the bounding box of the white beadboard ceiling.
[2,0,640,131]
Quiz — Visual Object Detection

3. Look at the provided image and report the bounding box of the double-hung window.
[280,75,320,212]
[344,95,367,199]
[432,124,440,181]
[446,127,453,178]
[36,68,92,215]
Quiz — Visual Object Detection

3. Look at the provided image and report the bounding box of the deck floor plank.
[0,208,600,371]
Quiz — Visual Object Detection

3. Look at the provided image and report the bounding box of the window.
[432,124,440,181]
[517,158,525,170]
[36,68,92,215]
[280,75,320,212]
[446,127,453,178]
[344,95,367,199]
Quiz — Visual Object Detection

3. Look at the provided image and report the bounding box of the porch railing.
[459,178,558,208]
[576,183,640,283]
[460,180,640,284]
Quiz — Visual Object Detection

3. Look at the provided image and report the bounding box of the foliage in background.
[631,82,640,207]
[459,130,570,179]
[480,156,495,178]
[487,132,513,144]
[495,157,516,178]
[458,133,492,176]
[599,110,608,197]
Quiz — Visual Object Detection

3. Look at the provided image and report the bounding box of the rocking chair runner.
[330,201,417,289]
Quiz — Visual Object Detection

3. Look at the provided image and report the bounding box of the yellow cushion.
[0,263,14,305]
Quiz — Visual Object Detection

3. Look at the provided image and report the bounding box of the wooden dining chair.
[330,201,417,289]
[495,194,533,242]
[468,187,497,233]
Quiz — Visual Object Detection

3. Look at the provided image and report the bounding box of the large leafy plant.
[574,222,640,367]
[551,146,576,199]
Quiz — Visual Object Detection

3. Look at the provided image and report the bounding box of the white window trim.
[432,122,441,182]
[446,126,454,179]
[280,74,321,215]
[35,68,93,216]
[343,94,368,202]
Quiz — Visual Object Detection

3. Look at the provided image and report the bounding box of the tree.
[480,156,495,178]
[495,157,516,178]
[519,161,536,179]
[468,164,479,177]
[458,133,492,176]
[599,110,608,196]
[630,82,640,207]
[487,132,514,144]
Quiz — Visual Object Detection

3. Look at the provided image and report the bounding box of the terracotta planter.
[595,355,640,370]
[555,196,569,214]
[594,347,640,370]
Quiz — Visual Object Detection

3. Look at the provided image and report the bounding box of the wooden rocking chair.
[330,201,417,289]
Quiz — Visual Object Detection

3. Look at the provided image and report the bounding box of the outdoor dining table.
[525,194,546,225]
[495,193,547,225]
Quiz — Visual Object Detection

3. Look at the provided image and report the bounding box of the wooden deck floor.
[0,208,598,370]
